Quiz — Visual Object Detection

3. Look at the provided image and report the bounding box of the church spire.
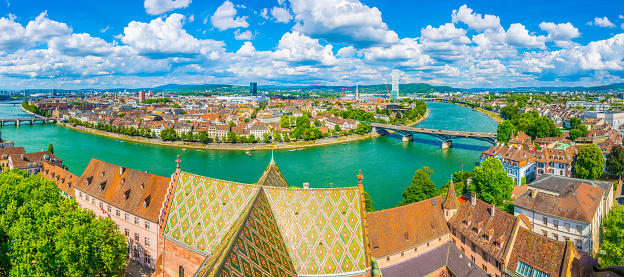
[442,178,461,210]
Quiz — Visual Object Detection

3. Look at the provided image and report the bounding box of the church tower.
[442,180,461,221]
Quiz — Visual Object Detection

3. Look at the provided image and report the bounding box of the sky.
[1,0,624,90]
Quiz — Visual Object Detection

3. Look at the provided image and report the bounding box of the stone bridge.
[0,117,58,126]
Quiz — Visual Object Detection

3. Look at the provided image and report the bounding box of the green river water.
[0,101,497,210]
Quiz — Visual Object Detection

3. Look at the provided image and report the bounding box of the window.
[483,265,488,272]
[553,234,559,241]
[452,238,456,245]
[134,248,139,259]
[461,235,465,244]
[516,261,550,277]
[471,243,476,252]
[553,220,558,229]
[92,198,95,205]
[145,238,150,246]
[125,214,130,221]
[543,217,548,226]
[145,253,151,265]
[471,256,475,263]
[461,247,465,253]
[564,223,570,232]
[576,240,582,251]
[427,242,430,247]
[542,230,548,237]
[483,252,488,261]
[99,202,103,209]
[401,252,404,258]
[564,236,570,242]
[79,192,83,198]
[116,210,120,217]
[134,233,139,241]
[576,225,582,235]
[135,217,139,225]
[86,195,89,201]
[125,229,129,236]
[386,257,389,262]
[107,206,111,213]
[179,266,185,277]
[414,247,417,252]
[145,221,150,229]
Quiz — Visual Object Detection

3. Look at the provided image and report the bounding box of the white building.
[512,175,614,255]
[565,101,610,111]
[583,111,624,129]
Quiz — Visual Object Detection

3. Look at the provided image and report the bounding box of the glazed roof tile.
[39,161,78,198]
[506,228,571,277]
[367,196,448,258]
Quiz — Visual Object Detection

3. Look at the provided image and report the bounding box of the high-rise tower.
[391,70,400,100]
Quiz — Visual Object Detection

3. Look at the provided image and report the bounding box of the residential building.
[565,101,610,111]
[481,145,536,186]
[534,146,575,177]
[512,174,614,255]
[73,159,173,269]
[8,151,62,174]
[0,146,25,170]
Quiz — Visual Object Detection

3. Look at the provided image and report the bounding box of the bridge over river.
[0,117,58,126]
[370,123,497,149]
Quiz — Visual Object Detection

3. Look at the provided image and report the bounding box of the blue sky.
[1,0,623,89]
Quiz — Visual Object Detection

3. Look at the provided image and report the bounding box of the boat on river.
[289,149,296,152]
[246,151,252,156]
[297,148,305,151]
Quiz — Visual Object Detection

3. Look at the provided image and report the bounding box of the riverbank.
[20,105,44,118]
[57,108,430,151]
[60,123,381,151]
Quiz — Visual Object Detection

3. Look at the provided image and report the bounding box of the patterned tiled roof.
[257,162,289,188]
[507,228,572,277]
[195,189,297,277]
[163,172,260,254]
[164,168,368,276]
[263,186,367,275]
[442,182,461,210]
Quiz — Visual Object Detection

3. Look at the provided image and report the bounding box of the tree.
[334,124,342,134]
[569,129,583,141]
[227,132,238,143]
[279,115,290,128]
[160,128,178,141]
[439,171,473,198]
[471,158,514,206]
[354,123,372,135]
[575,144,605,180]
[196,131,211,144]
[363,191,375,212]
[0,170,127,276]
[569,117,581,129]
[229,121,236,127]
[496,120,515,145]
[48,143,54,154]
[597,205,624,267]
[274,132,282,142]
[528,117,551,139]
[262,133,270,143]
[118,113,125,118]
[579,124,588,137]
[172,102,181,108]
[606,145,624,176]
[398,167,438,207]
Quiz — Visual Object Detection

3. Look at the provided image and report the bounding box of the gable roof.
[74,159,171,222]
[506,228,575,277]
[0,146,26,157]
[367,196,448,258]
[528,174,612,199]
[448,198,517,261]
[39,161,78,198]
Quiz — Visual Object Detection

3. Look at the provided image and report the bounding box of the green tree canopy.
[496,120,515,145]
[159,128,178,141]
[471,158,514,206]
[0,170,127,276]
[48,143,54,154]
[398,166,439,207]
[606,145,624,176]
[575,144,606,180]
[597,205,624,267]
[363,191,375,212]
[578,124,589,137]
[569,129,583,141]
[569,117,581,129]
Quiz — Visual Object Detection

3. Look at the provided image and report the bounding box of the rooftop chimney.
[470,192,476,207]
[531,189,537,198]
[491,205,496,218]
[21,154,24,161]
[120,166,125,175]
[303,182,309,189]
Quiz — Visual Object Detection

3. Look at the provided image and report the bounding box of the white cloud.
[620,15,623,19]
[5,0,9,7]
[505,23,546,48]
[289,0,399,47]
[337,46,356,57]
[121,14,224,57]
[588,16,615,28]
[451,5,501,32]
[210,0,249,31]
[188,14,195,23]
[420,23,469,42]
[100,25,111,33]
[259,8,269,19]
[144,0,192,15]
[273,31,337,66]
[233,29,253,40]
[0,15,29,51]
[24,11,72,43]
[236,41,256,56]
[49,33,116,56]
[271,6,292,23]
[538,22,580,41]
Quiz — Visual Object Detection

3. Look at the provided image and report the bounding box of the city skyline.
[1,0,624,90]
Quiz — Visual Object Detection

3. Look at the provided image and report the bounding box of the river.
[0,101,497,210]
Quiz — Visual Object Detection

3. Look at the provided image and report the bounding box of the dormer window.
[121,178,125,185]
[99,181,106,191]
[472,227,479,234]
[123,189,130,201]
[86,177,93,186]
[143,195,151,208]
[101,171,105,177]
